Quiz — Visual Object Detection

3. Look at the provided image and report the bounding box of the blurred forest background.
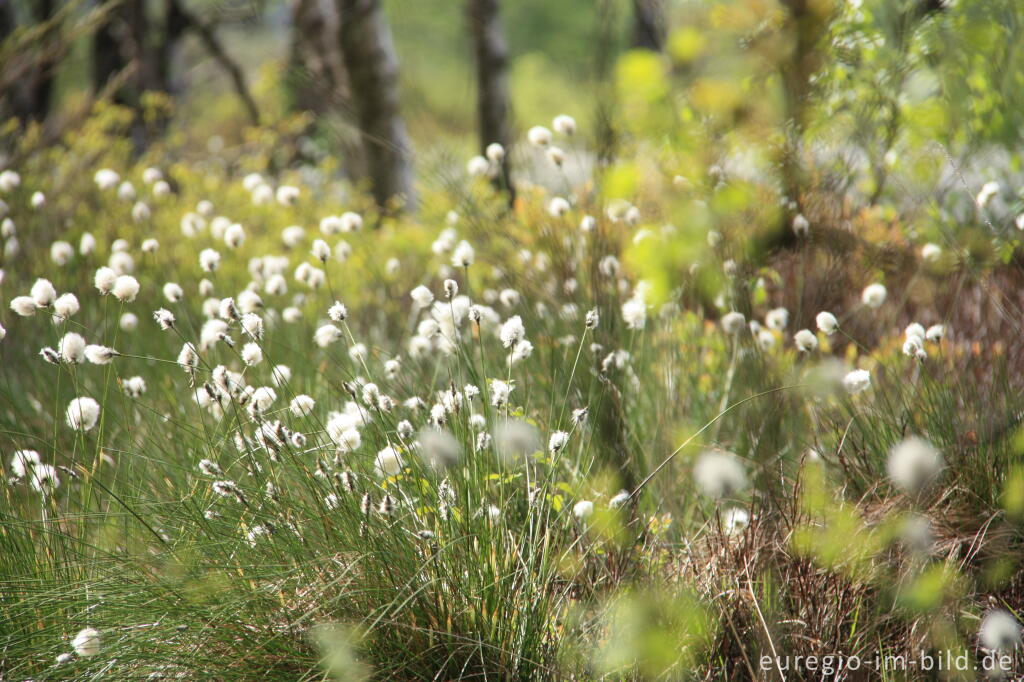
[0,0,654,200]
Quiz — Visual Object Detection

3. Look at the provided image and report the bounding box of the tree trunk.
[92,0,136,106]
[631,0,665,51]
[337,0,415,212]
[27,0,58,121]
[467,0,513,200]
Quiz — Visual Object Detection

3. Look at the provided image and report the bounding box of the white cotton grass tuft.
[553,114,577,136]
[418,427,461,471]
[621,297,647,330]
[765,307,789,331]
[85,345,119,365]
[66,397,101,431]
[375,446,403,477]
[410,285,434,308]
[979,609,1022,652]
[722,507,750,536]
[314,324,342,348]
[815,311,838,335]
[693,450,748,499]
[9,449,41,479]
[548,431,569,455]
[120,312,138,331]
[72,627,101,657]
[926,324,945,342]
[241,342,263,366]
[527,125,552,146]
[290,395,315,416]
[452,240,475,267]
[921,243,942,263]
[95,267,117,295]
[573,500,594,520]
[499,315,525,348]
[886,436,943,494]
[794,329,818,352]
[842,369,871,394]
[328,301,348,322]
[52,293,79,320]
[58,332,87,363]
[31,278,57,307]
[861,283,887,309]
[721,312,745,335]
[112,275,140,302]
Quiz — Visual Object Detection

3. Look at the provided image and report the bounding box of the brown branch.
[171,0,261,127]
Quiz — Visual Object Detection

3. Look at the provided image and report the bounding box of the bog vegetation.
[3,0,1024,679]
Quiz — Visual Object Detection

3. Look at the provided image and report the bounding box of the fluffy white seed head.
[979,610,1022,652]
[573,500,594,520]
[721,312,745,335]
[861,283,887,309]
[410,285,434,308]
[53,293,80,319]
[693,450,748,499]
[842,369,871,394]
[31,278,57,307]
[58,332,87,363]
[72,627,101,657]
[815,311,838,335]
[66,397,100,431]
[112,275,140,302]
[552,114,577,136]
[794,329,818,352]
[887,436,943,493]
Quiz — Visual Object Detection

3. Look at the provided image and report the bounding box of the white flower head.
[573,500,594,520]
[548,431,569,454]
[765,307,789,331]
[553,114,577,136]
[621,297,647,330]
[452,240,475,267]
[980,610,1022,652]
[842,368,871,394]
[314,324,342,348]
[72,627,101,657]
[66,397,101,431]
[53,293,80,319]
[887,436,943,493]
[499,315,525,348]
[31,278,57,307]
[58,332,87,363]
[815,311,838,335]
[9,449,41,479]
[328,301,348,322]
[693,450,748,499]
[241,342,263,366]
[794,329,818,352]
[410,285,434,308]
[721,311,745,335]
[861,283,887,309]
[112,275,140,302]
[527,125,552,146]
[485,142,505,161]
[375,445,403,477]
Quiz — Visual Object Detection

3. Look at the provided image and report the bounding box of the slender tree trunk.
[631,0,665,51]
[288,0,363,177]
[27,0,58,121]
[337,0,415,212]
[92,0,133,105]
[0,0,29,122]
[467,0,513,201]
